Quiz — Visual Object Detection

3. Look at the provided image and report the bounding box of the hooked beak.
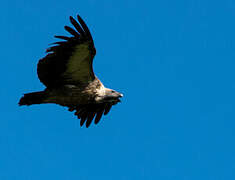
[119,93,123,98]
[103,92,123,103]
[116,93,123,103]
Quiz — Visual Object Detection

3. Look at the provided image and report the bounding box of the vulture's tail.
[19,91,47,106]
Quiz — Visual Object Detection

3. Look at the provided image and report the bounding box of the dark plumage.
[19,14,123,127]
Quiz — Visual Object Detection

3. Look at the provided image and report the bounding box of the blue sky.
[1,0,235,179]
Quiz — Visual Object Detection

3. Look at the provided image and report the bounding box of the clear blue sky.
[1,0,235,179]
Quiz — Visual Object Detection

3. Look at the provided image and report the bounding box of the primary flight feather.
[19,14,123,127]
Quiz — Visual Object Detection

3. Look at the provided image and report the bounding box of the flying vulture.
[19,14,123,127]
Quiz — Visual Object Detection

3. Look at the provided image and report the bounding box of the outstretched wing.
[37,15,96,88]
[68,102,118,128]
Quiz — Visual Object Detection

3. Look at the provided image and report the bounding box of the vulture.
[19,14,123,127]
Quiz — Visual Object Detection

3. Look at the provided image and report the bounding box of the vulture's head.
[96,88,123,104]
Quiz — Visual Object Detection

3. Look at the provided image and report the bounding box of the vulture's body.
[19,15,123,127]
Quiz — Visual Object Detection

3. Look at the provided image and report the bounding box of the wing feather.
[64,26,80,38]
[86,111,96,127]
[104,104,112,115]
[77,14,93,40]
[94,108,105,124]
[69,16,85,36]
[54,35,71,40]
[80,112,88,126]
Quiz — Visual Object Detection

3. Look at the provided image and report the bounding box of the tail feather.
[19,91,47,106]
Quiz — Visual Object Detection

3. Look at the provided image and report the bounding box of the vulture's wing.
[37,15,96,88]
[69,102,118,128]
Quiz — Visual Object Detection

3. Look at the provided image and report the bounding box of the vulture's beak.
[118,93,123,98]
